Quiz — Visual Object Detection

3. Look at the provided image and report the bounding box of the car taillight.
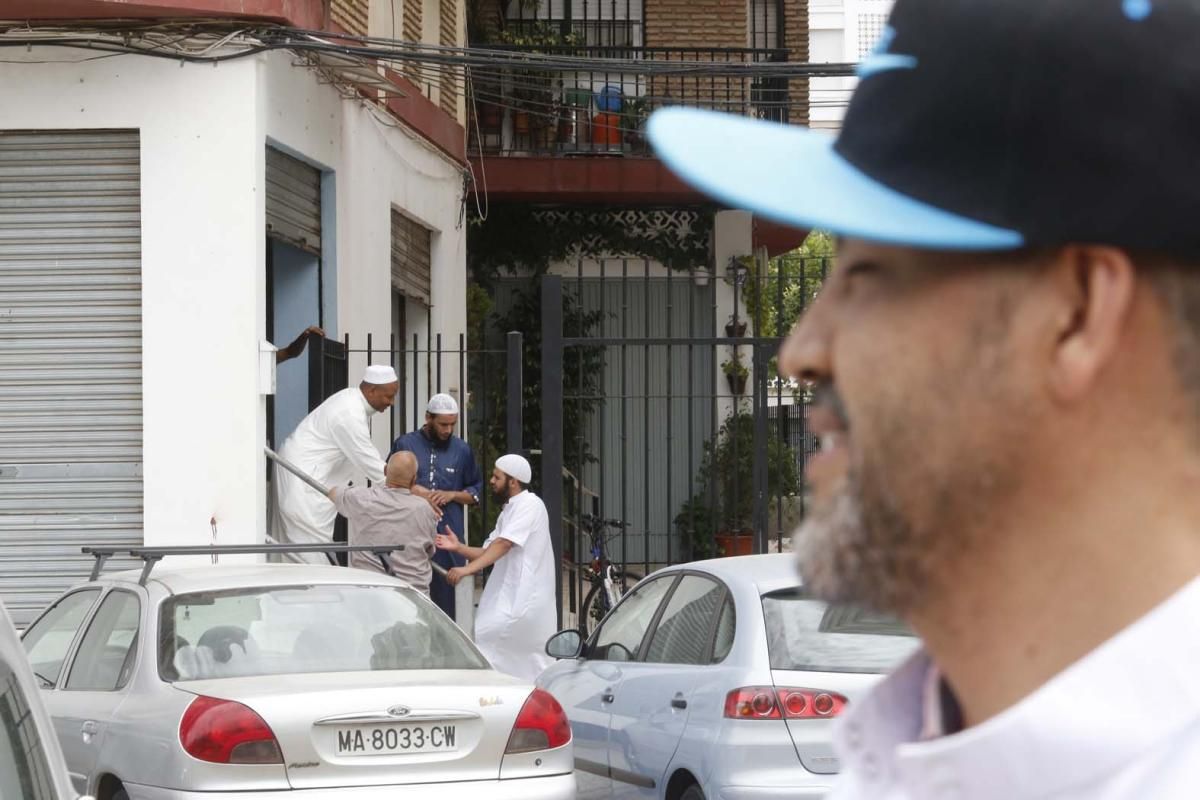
[179,696,283,764]
[724,687,847,720]
[506,689,572,754]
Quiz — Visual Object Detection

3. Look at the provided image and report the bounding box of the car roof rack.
[82,544,407,585]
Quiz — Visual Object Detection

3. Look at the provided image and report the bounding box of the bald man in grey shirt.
[327,451,440,595]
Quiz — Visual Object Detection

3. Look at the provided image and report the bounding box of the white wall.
[712,211,754,422]
[0,46,467,551]
[809,0,895,131]
[0,50,266,552]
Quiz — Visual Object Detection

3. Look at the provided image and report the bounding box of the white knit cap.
[363,365,399,385]
[495,453,532,484]
[426,393,460,415]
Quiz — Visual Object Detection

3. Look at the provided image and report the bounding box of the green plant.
[721,353,749,380]
[694,411,801,533]
[674,494,718,559]
[620,95,649,142]
[495,24,581,129]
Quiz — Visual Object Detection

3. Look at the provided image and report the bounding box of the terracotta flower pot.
[725,320,747,337]
[726,373,747,395]
[715,531,755,557]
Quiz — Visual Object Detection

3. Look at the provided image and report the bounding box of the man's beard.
[795,469,931,614]
[424,424,452,447]
[795,357,1021,615]
[492,484,513,503]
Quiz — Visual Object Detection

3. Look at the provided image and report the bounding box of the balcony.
[467,45,795,158]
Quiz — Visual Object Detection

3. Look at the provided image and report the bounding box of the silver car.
[538,553,919,800]
[0,600,81,800]
[21,561,575,800]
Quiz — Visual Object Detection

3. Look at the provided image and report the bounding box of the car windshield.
[159,584,488,681]
[761,588,920,674]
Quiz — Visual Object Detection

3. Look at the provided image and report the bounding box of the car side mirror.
[546,629,584,660]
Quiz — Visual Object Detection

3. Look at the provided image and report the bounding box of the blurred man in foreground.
[649,1,1200,797]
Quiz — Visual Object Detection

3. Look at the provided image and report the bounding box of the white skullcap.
[363,365,399,385]
[426,393,460,415]
[495,453,532,484]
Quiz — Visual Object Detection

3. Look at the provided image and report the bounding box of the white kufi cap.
[495,453,532,484]
[426,393,460,415]
[363,365,399,385]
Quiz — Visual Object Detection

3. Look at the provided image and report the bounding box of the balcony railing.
[468,46,795,157]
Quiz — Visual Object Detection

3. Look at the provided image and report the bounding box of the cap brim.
[647,108,1023,250]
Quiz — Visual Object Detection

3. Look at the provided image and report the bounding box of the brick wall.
[644,0,746,48]
[783,0,809,126]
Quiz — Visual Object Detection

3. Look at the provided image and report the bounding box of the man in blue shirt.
[390,393,482,619]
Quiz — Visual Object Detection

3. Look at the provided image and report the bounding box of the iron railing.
[468,45,793,156]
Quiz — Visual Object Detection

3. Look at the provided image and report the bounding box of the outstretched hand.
[435,527,462,554]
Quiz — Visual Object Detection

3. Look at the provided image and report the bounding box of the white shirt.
[830,577,1200,800]
[474,490,557,682]
[271,387,386,562]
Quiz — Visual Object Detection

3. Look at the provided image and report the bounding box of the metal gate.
[0,130,143,626]
[537,255,828,628]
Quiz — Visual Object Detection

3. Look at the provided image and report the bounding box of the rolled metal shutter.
[266,147,322,255]
[390,209,432,305]
[0,130,143,626]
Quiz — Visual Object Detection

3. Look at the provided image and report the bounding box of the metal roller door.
[0,130,142,627]
[390,209,432,305]
[266,147,321,255]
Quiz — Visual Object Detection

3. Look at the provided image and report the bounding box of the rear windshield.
[159,584,488,681]
[761,588,920,674]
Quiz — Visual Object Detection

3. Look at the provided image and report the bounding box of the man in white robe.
[436,454,556,681]
[271,365,399,563]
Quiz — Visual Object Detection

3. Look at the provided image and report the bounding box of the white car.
[0,599,82,799]
[538,553,919,800]
[21,547,575,800]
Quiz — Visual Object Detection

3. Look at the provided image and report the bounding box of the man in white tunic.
[436,454,556,681]
[647,1,1200,797]
[271,365,399,563]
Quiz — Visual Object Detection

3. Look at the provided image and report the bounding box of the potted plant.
[690,411,802,557]
[620,95,649,151]
[496,25,579,151]
[724,315,748,338]
[674,494,717,560]
[722,352,749,395]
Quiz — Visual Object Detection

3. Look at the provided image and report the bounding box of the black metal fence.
[532,254,832,627]
[287,331,522,539]
[468,45,792,157]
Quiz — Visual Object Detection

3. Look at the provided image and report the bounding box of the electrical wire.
[0,21,853,149]
[0,22,858,78]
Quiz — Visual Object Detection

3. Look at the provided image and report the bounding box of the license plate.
[335,724,457,756]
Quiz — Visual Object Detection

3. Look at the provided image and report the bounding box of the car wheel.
[680,785,705,800]
[112,789,129,800]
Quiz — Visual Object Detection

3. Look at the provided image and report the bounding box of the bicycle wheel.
[580,570,641,637]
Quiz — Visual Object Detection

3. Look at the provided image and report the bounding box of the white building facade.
[810,0,895,131]
[0,44,468,625]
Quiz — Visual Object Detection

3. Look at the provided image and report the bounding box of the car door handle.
[671,696,687,710]
[80,720,98,742]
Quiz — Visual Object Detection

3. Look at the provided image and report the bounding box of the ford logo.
[387,705,411,718]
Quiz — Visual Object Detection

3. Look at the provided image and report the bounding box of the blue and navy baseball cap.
[648,0,1200,255]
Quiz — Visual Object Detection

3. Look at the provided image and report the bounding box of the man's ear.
[1045,246,1137,403]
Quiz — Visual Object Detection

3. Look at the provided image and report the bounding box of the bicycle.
[576,514,641,637]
